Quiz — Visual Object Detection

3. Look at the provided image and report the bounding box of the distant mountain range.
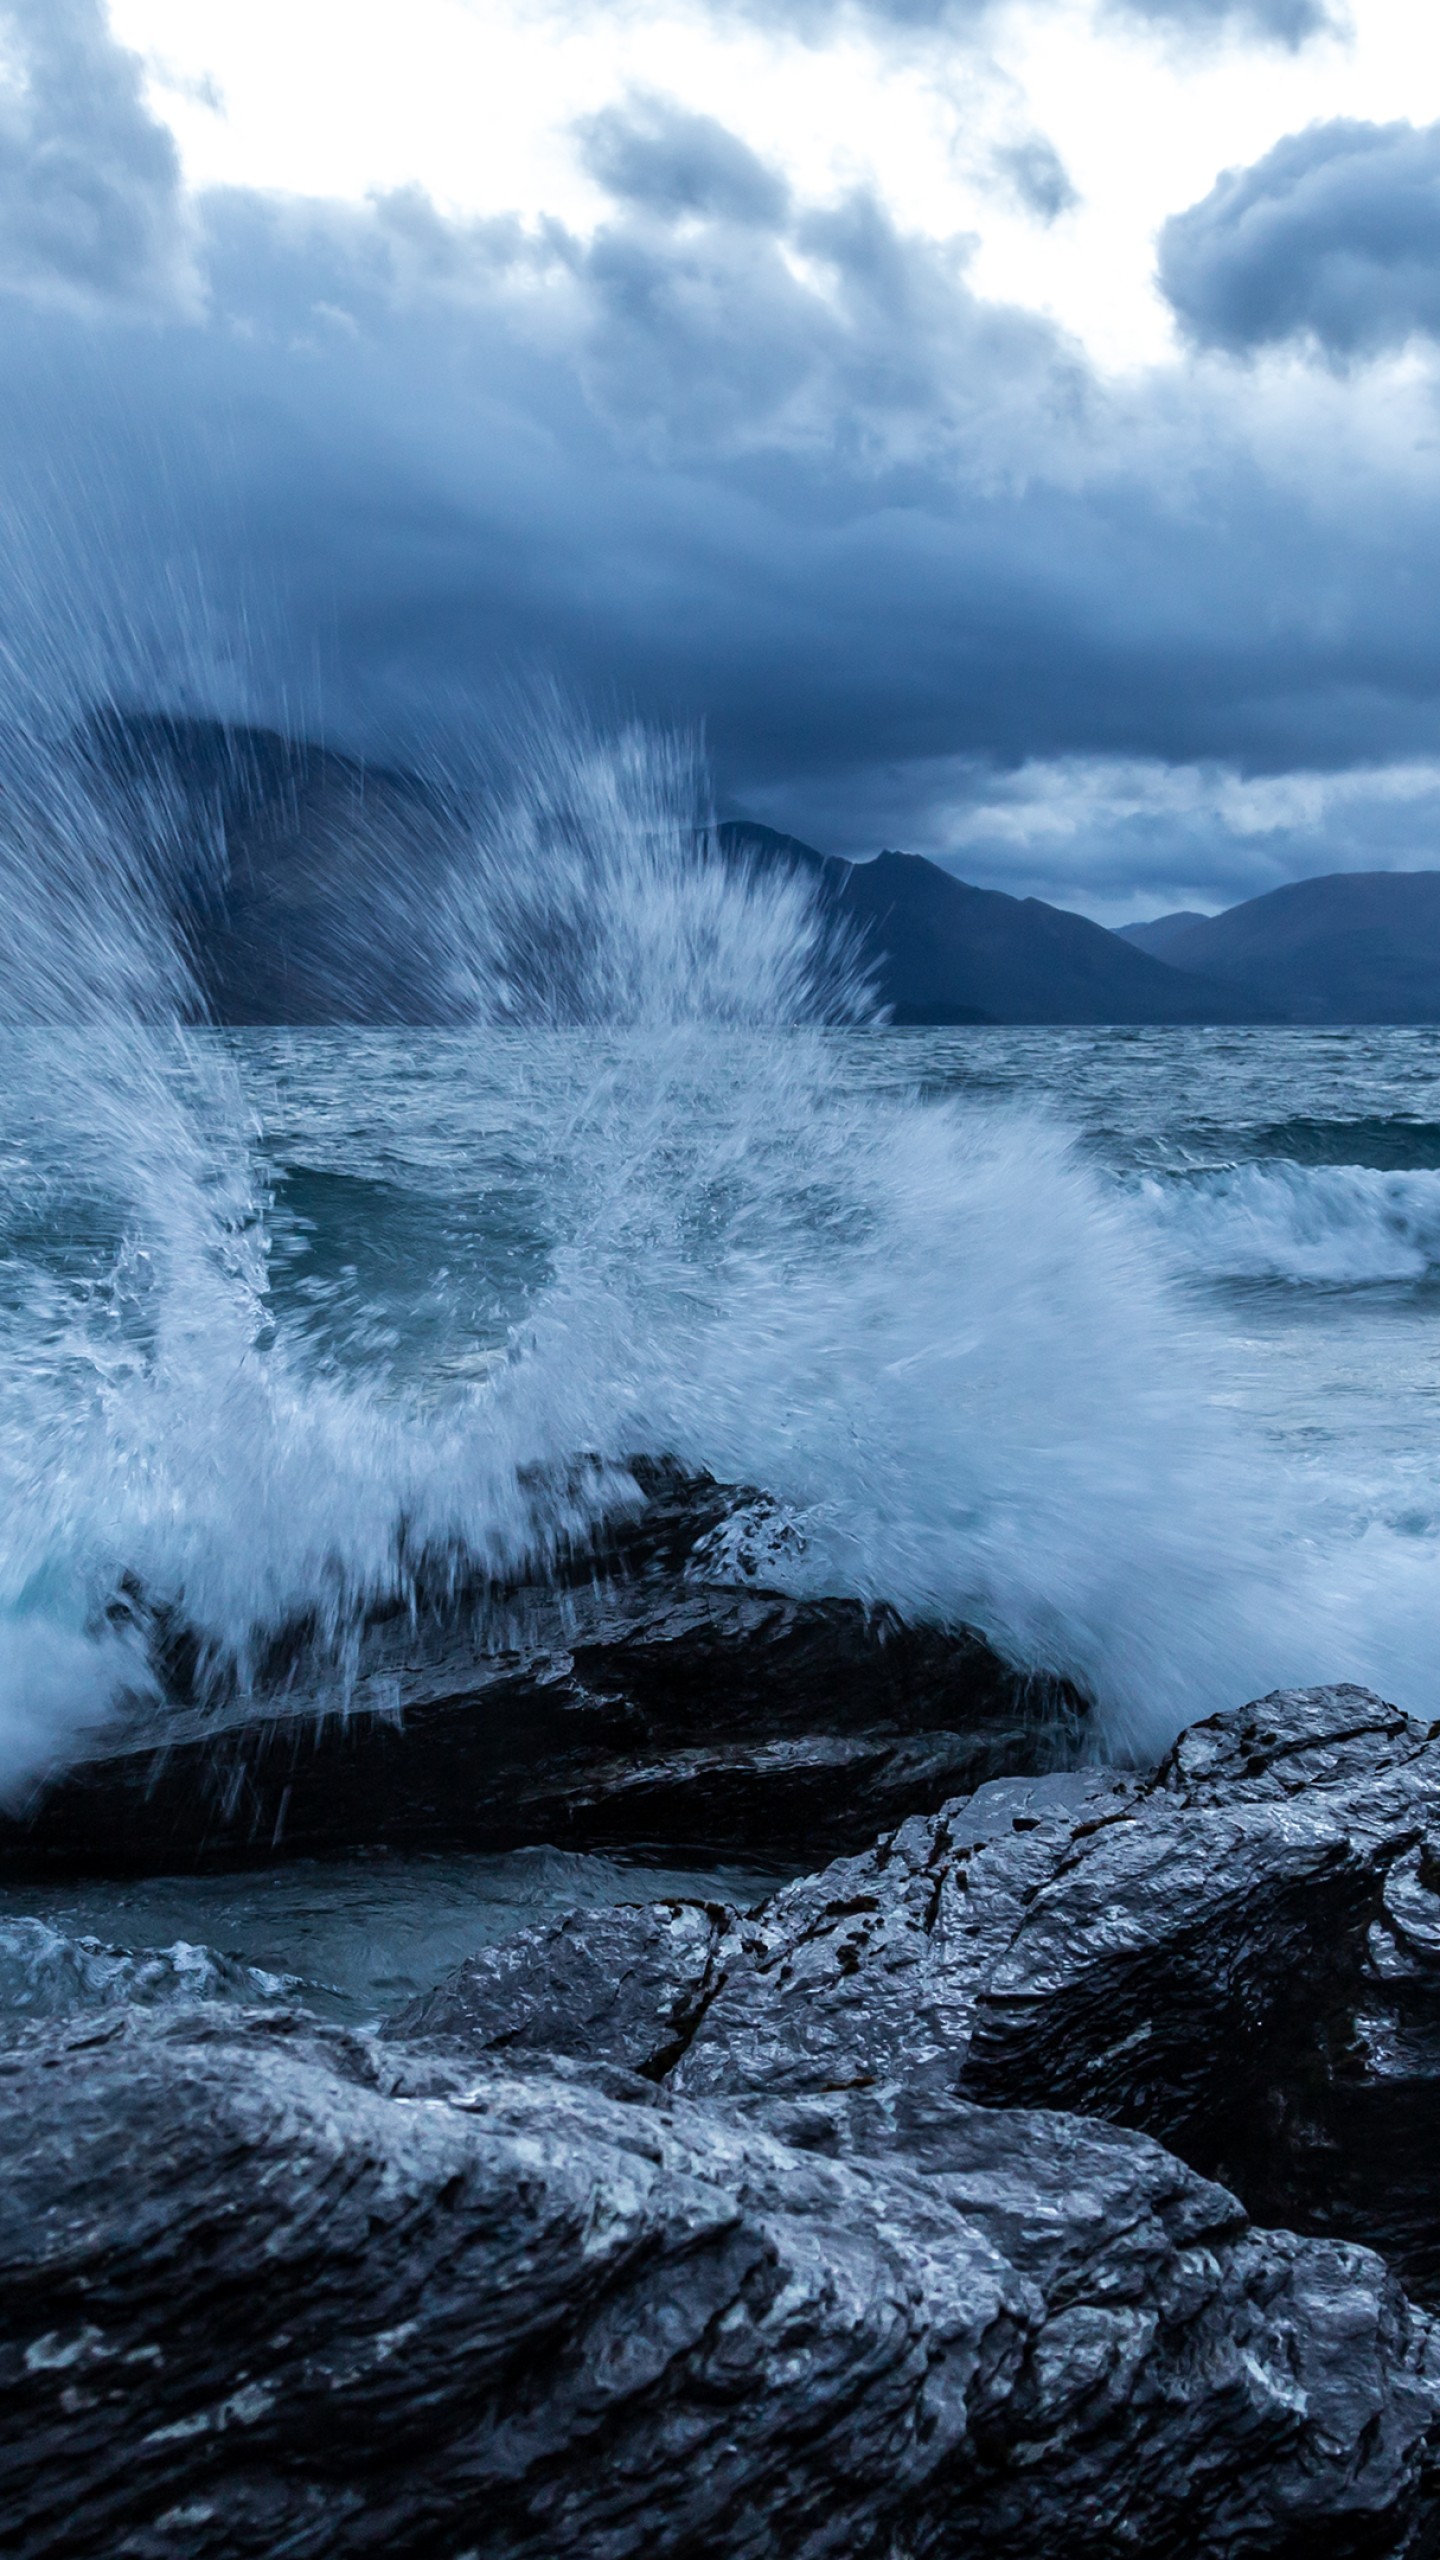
[1116,874,1440,1024]
[713,824,1243,1025]
[66,718,1440,1025]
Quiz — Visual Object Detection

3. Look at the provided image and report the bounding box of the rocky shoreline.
[0,1467,1081,1874]
[5,1677,1440,2553]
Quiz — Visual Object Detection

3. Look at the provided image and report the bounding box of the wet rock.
[394,1767,1107,2088]
[0,1467,1079,1876]
[700,1686,1440,2310]
[1,2005,1436,2559]
[397,1895,733,2080]
[403,1687,1440,2310]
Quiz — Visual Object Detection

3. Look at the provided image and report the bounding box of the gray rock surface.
[2,2004,1437,2559]
[398,1894,733,2079]
[404,1687,1440,2304]
[12,1682,1440,2555]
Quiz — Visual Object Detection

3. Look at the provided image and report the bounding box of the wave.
[1138,1161,1440,1286]
[1228,1117,1440,1173]
[2,696,1440,1795]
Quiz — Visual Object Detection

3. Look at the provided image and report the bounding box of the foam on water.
[1140,1161,1440,1286]
[1,696,1440,1796]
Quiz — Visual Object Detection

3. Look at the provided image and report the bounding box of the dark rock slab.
[395,1766,1107,2084]
[1,2005,1436,2559]
[0,1469,1079,1877]
[688,1685,1440,2306]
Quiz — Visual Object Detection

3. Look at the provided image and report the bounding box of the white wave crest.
[1140,1161,1440,1286]
[0,1918,297,2026]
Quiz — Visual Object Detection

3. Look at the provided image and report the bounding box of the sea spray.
[1139,1158,1440,1287]
[426,709,1298,1754]
[0,697,1439,1798]
[438,707,869,1031]
[0,699,876,1790]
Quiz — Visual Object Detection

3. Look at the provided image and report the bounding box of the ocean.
[2,1019,1439,2020]
[1,719,1438,2025]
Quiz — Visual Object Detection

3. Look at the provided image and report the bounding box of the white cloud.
[103,0,1440,369]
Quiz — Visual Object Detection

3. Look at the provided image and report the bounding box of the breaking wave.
[0,1919,298,2030]
[1140,1161,1440,1287]
[1,695,1440,1795]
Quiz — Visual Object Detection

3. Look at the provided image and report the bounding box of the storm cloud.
[0,0,187,305]
[1160,118,1440,358]
[0,1,1438,913]
[576,98,791,230]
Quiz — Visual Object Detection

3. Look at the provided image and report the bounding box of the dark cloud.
[0,5,1437,919]
[1160,119,1440,359]
[0,0,186,303]
[576,96,791,228]
[992,137,1078,224]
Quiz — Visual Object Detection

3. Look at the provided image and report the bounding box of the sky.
[3,0,1440,917]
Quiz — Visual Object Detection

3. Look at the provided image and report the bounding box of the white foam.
[1139,1161,1440,1286]
[0,1917,297,2023]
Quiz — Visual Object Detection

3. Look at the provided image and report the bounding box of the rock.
[0,1466,1081,1876]
[394,1767,1109,2089]
[397,1896,734,2080]
[1,2005,1436,2558]
[402,1687,1440,2310]
[0,1920,299,2030]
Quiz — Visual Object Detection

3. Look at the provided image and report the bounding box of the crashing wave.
[0,1916,300,2028]
[1138,1160,1440,1286]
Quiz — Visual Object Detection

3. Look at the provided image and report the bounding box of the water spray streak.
[0,698,1436,1797]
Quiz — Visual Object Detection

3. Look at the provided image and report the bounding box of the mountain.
[1115,911,1213,963]
[1117,873,1440,1023]
[78,716,1247,1026]
[90,713,451,1023]
[718,824,1247,1024]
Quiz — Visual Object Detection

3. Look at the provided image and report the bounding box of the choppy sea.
[1,1016,1438,2025]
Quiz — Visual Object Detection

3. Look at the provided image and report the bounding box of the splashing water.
[0,694,1438,1802]
[440,709,868,1029]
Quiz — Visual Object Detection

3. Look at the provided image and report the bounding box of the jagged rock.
[1,2005,1436,2558]
[403,1688,1440,2308]
[394,1766,1108,2084]
[398,1895,733,2080]
[0,1468,1079,1875]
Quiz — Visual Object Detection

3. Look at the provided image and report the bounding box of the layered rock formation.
[409,1682,1440,2308]
[0,1468,1078,1874]
[2,2003,1435,2559]
[7,1683,1440,2552]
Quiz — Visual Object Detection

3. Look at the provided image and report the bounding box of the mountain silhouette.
[716,824,1246,1024]
[1118,873,1440,1022]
